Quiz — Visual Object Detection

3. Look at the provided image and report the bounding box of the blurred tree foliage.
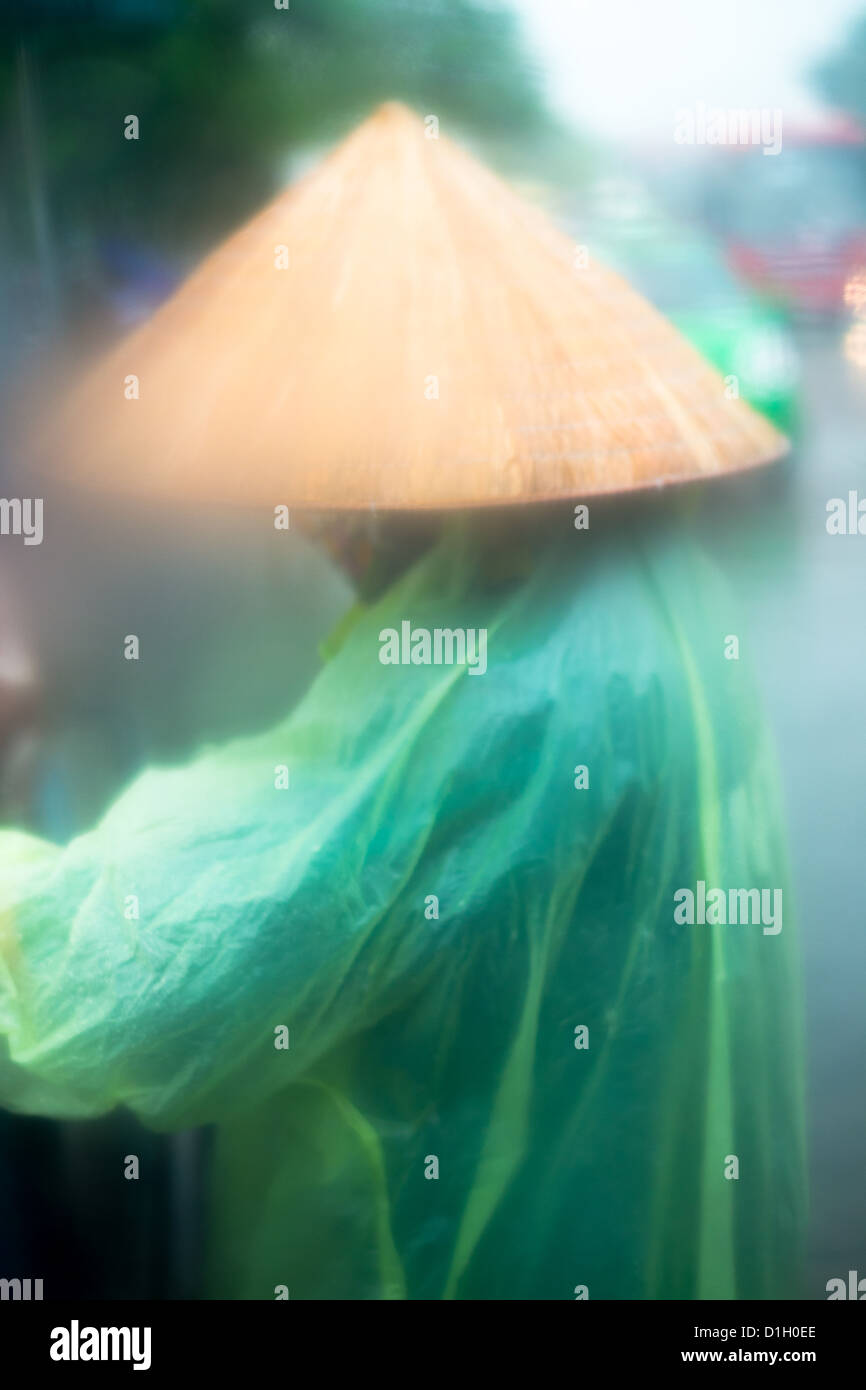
[0,0,560,261]
[813,11,866,130]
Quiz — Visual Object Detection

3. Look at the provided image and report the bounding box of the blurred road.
[730,323,866,1296]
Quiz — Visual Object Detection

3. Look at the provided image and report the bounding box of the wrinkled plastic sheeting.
[0,511,806,1299]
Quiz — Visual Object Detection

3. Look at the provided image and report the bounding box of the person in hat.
[0,105,805,1300]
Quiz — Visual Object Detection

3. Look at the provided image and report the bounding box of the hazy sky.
[512,0,864,139]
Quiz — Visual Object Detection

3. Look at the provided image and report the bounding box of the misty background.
[1,0,865,1297]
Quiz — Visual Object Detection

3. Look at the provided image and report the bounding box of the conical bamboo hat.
[29,101,787,509]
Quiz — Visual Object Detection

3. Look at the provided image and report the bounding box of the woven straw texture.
[31,102,788,508]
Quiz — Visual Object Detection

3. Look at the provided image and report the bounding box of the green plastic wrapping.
[0,508,806,1299]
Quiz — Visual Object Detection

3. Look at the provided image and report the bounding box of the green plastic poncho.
[0,508,805,1300]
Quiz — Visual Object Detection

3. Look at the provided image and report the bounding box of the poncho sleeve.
[0,527,634,1131]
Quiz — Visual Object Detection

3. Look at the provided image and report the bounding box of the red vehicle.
[706,119,866,318]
